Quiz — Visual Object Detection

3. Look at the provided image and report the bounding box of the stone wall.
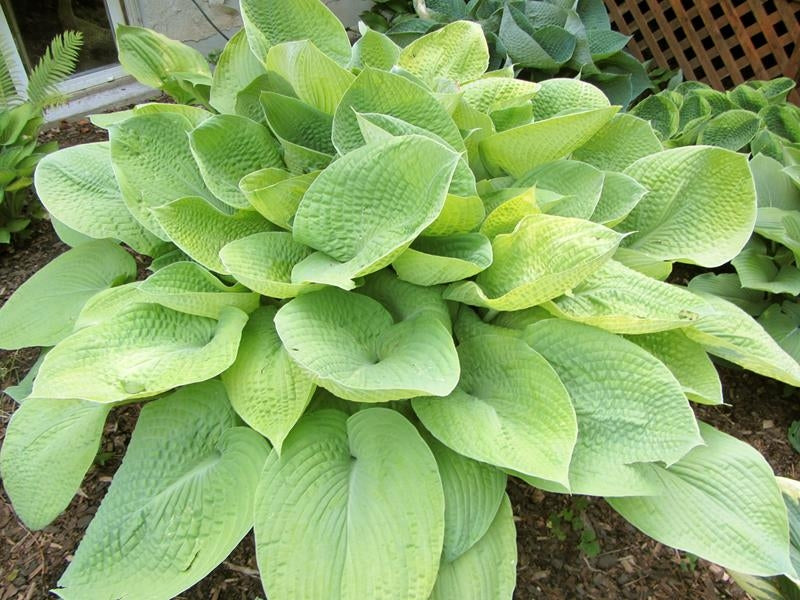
[134,0,372,55]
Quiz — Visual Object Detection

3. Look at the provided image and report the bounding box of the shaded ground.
[0,118,798,599]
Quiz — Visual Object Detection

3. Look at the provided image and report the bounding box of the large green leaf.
[265,40,355,115]
[240,0,351,66]
[479,107,619,178]
[397,21,489,85]
[254,408,444,600]
[0,398,111,530]
[698,109,761,150]
[350,26,400,70]
[543,259,712,334]
[0,240,136,349]
[115,24,211,98]
[627,330,723,405]
[209,29,267,114]
[55,382,269,599]
[392,233,493,286]
[733,239,800,296]
[684,291,800,386]
[138,261,260,318]
[619,147,757,267]
[516,159,605,220]
[429,495,517,600]
[572,113,662,172]
[426,436,507,562]
[240,168,319,230]
[291,135,459,289]
[219,231,321,298]
[414,334,577,486]
[524,320,702,496]
[332,68,464,155]
[461,77,540,115]
[609,423,794,578]
[750,154,800,211]
[222,306,315,453]
[274,287,459,402]
[189,114,283,209]
[109,113,219,238]
[759,302,800,364]
[755,208,800,264]
[591,171,649,227]
[152,196,276,274]
[30,305,248,403]
[688,272,769,316]
[75,282,149,329]
[530,78,610,121]
[33,142,162,254]
[444,214,622,311]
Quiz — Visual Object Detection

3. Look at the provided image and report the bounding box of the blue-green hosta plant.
[631,78,800,363]
[360,0,667,107]
[1,2,799,598]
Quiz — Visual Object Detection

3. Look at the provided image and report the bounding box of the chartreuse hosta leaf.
[627,330,723,405]
[755,208,800,264]
[138,261,260,318]
[275,286,458,402]
[460,77,540,115]
[254,408,444,600]
[426,436,506,562]
[543,259,712,334]
[0,240,136,349]
[291,136,459,289]
[33,142,162,255]
[55,381,269,600]
[152,196,276,274]
[429,495,517,600]
[260,92,335,173]
[220,232,322,298]
[265,41,354,115]
[397,21,489,86]
[222,306,315,452]
[479,106,619,178]
[209,29,266,114]
[590,171,649,227]
[240,168,319,230]
[732,239,800,296]
[393,233,493,286]
[1,398,111,530]
[619,146,756,266]
[4,352,45,403]
[240,0,351,66]
[530,78,611,121]
[350,25,400,70]
[109,113,219,238]
[609,423,794,578]
[75,282,149,329]
[332,68,464,155]
[132,102,212,127]
[414,335,577,486]
[479,186,540,238]
[685,291,800,386]
[516,160,605,219]
[189,114,283,209]
[444,214,623,311]
[30,305,247,403]
[572,113,663,172]
[759,302,800,364]
[523,320,702,496]
[115,24,211,98]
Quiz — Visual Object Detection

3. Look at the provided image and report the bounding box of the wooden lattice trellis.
[604,0,800,104]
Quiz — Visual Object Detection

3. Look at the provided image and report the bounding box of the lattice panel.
[605,0,800,105]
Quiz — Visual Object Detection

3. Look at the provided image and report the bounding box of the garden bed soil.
[0,118,798,600]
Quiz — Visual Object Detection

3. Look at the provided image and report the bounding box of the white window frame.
[0,0,155,121]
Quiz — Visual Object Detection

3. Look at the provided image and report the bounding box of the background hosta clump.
[631,78,800,364]
[0,1,798,598]
[360,0,671,106]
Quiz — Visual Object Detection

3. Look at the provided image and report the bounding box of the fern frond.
[0,39,23,109]
[27,30,83,109]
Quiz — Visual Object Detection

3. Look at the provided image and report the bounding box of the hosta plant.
[632,78,800,363]
[1,2,799,598]
[360,0,669,106]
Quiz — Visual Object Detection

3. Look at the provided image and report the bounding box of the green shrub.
[360,0,673,106]
[0,2,798,598]
[632,79,800,364]
[0,32,82,243]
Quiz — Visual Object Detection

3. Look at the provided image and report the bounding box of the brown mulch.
[1,118,798,599]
